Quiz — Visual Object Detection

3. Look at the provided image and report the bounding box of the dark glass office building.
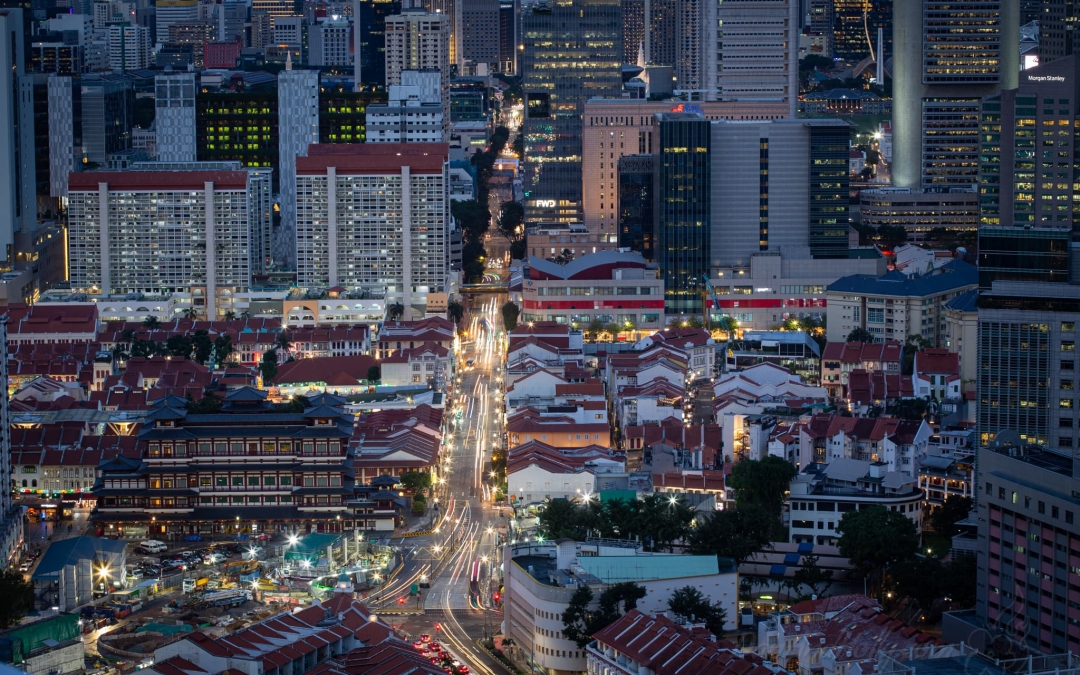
[617,154,654,260]
[808,122,850,259]
[196,90,278,181]
[656,113,709,315]
[521,0,622,222]
[356,0,401,87]
[319,85,381,143]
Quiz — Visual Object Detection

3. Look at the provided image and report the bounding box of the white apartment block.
[385,9,450,134]
[154,72,196,162]
[107,24,150,70]
[295,143,450,316]
[309,18,351,66]
[367,70,445,143]
[67,170,253,318]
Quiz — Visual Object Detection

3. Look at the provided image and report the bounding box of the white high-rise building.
[296,143,450,316]
[277,67,320,270]
[0,9,37,253]
[309,17,352,66]
[154,73,196,162]
[108,24,151,69]
[367,70,445,143]
[67,170,254,318]
[386,9,450,133]
[712,0,798,115]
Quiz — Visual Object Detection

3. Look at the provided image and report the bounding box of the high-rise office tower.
[197,89,278,177]
[47,74,78,200]
[278,67,320,270]
[892,0,1019,189]
[353,0,402,87]
[67,169,254,317]
[643,0,676,66]
[498,0,516,73]
[674,0,712,96]
[461,0,499,70]
[386,8,450,133]
[154,72,196,162]
[1039,1,1080,61]
[108,24,152,69]
[713,0,798,114]
[220,0,246,42]
[617,154,654,259]
[309,17,352,66]
[250,0,295,20]
[521,0,622,223]
[0,9,38,254]
[421,0,460,68]
[81,75,134,165]
[808,0,834,57]
[155,0,199,45]
[250,11,273,48]
[652,114,849,315]
[832,0,890,63]
[295,143,450,314]
[655,113,711,315]
[963,54,1080,656]
[621,0,642,64]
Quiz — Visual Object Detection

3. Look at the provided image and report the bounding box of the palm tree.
[181,307,200,320]
[223,311,237,321]
[240,310,250,320]
[142,316,161,329]
[275,330,293,357]
[387,303,405,321]
[447,301,465,326]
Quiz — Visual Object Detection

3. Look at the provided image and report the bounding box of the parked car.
[183,534,203,542]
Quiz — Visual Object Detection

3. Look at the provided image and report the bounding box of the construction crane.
[700,275,720,329]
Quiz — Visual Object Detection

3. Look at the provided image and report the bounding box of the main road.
[367,294,511,675]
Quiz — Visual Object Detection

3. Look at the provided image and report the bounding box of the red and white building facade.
[520,251,665,334]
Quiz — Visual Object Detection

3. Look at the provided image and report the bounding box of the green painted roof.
[598,490,637,503]
[575,555,720,583]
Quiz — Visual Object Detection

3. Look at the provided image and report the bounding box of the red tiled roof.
[273,355,377,386]
[914,348,959,375]
[592,610,763,675]
[69,171,249,192]
[297,143,448,175]
[822,341,903,364]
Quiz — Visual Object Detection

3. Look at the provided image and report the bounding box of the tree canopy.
[846,328,876,343]
[537,495,697,552]
[836,505,920,600]
[0,570,34,628]
[687,504,775,566]
[501,301,520,331]
[667,585,727,636]
[727,457,797,526]
[561,582,647,647]
[399,471,432,493]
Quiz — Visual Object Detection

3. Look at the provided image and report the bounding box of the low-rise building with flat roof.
[502,538,738,675]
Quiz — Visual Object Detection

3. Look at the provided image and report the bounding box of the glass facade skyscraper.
[521,0,622,223]
[656,113,710,315]
[617,154,654,260]
[808,122,851,259]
